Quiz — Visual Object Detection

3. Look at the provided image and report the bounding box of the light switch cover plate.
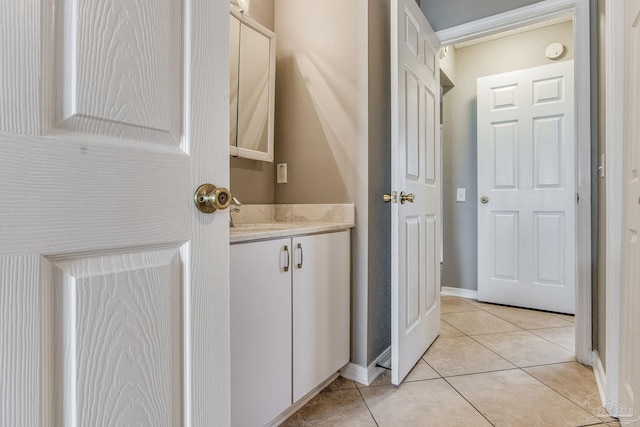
[456,188,466,202]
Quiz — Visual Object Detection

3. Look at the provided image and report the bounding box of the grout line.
[527,327,576,351]
[355,385,380,427]
[442,376,496,427]
[441,366,521,379]
[519,368,609,424]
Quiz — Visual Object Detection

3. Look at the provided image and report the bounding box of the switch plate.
[456,188,466,202]
[277,163,287,184]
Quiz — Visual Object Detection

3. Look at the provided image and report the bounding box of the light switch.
[456,188,466,202]
[277,163,287,184]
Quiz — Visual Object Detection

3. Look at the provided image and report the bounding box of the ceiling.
[419,0,546,32]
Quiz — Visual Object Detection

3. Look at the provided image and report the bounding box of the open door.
[0,0,230,425]
[477,62,576,314]
[390,0,441,385]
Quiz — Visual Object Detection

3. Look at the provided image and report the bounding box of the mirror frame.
[229,6,276,162]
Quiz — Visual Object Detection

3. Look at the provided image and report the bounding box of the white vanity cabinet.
[230,230,350,426]
[291,232,350,401]
[230,237,292,427]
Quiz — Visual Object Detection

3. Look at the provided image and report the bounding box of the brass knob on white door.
[400,192,415,204]
[194,183,233,213]
[383,194,393,203]
[480,196,489,204]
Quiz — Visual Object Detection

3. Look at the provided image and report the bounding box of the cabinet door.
[292,231,351,402]
[231,239,292,426]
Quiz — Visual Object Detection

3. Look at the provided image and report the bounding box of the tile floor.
[281,296,618,427]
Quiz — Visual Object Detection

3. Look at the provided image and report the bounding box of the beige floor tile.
[423,336,516,377]
[461,298,505,310]
[360,379,492,426]
[440,320,466,337]
[473,330,575,367]
[404,358,441,382]
[280,389,377,427]
[447,369,595,427]
[322,376,357,392]
[358,359,440,388]
[441,296,481,313]
[442,310,522,335]
[524,362,616,423]
[554,312,577,323]
[488,306,575,329]
[529,326,576,351]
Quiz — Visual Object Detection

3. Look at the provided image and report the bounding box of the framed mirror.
[230,8,276,162]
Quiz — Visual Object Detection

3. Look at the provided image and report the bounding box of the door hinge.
[576,193,580,204]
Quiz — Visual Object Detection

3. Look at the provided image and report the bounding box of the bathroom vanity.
[229,205,354,426]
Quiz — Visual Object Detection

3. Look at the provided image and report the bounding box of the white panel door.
[619,0,640,418]
[0,1,229,426]
[477,61,575,314]
[390,0,440,385]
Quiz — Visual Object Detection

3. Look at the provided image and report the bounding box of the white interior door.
[477,61,575,314]
[619,0,640,418]
[0,1,230,425]
[390,0,441,385]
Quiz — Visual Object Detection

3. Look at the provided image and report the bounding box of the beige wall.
[274,0,392,366]
[442,21,574,291]
[229,0,275,204]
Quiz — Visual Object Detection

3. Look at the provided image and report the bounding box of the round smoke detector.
[545,43,565,60]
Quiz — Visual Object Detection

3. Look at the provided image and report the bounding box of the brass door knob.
[383,194,393,203]
[400,192,415,204]
[194,184,233,213]
[480,196,489,204]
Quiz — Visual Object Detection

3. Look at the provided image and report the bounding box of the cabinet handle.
[297,243,303,269]
[283,245,290,272]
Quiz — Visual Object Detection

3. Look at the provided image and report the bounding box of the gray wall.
[367,0,391,364]
[420,0,545,32]
[229,0,276,204]
[595,0,607,368]
[442,21,574,291]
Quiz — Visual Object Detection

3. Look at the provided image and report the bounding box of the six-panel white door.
[619,0,640,418]
[390,0,441,385]
[0,0,230,425]
[477,61,575,314]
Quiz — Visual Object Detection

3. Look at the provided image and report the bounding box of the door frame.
[602,0,625,414]
[436,0,592,366]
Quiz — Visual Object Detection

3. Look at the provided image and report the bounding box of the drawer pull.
[297,243,303,269]
[283,245,290,272]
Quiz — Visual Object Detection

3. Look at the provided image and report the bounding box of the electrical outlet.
[277,163,287,184]
[456,188,466,202]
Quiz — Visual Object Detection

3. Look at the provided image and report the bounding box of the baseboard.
[592,350,609,413]
[440,286,478,300]
[340,346,391,386]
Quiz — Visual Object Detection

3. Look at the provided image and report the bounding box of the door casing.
[436,0,592,366]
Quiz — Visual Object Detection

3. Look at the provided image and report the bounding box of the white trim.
[436,0,576,46]
[440,286,478,300]
[604,0,625,410]
[340,346,391,386]
[436,0,592,367]
[266,372,339,427]
[592,350,608,413]
[572,0,593,367]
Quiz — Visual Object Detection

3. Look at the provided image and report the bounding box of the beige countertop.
[230,221,354,243]
[229,203,355,243]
